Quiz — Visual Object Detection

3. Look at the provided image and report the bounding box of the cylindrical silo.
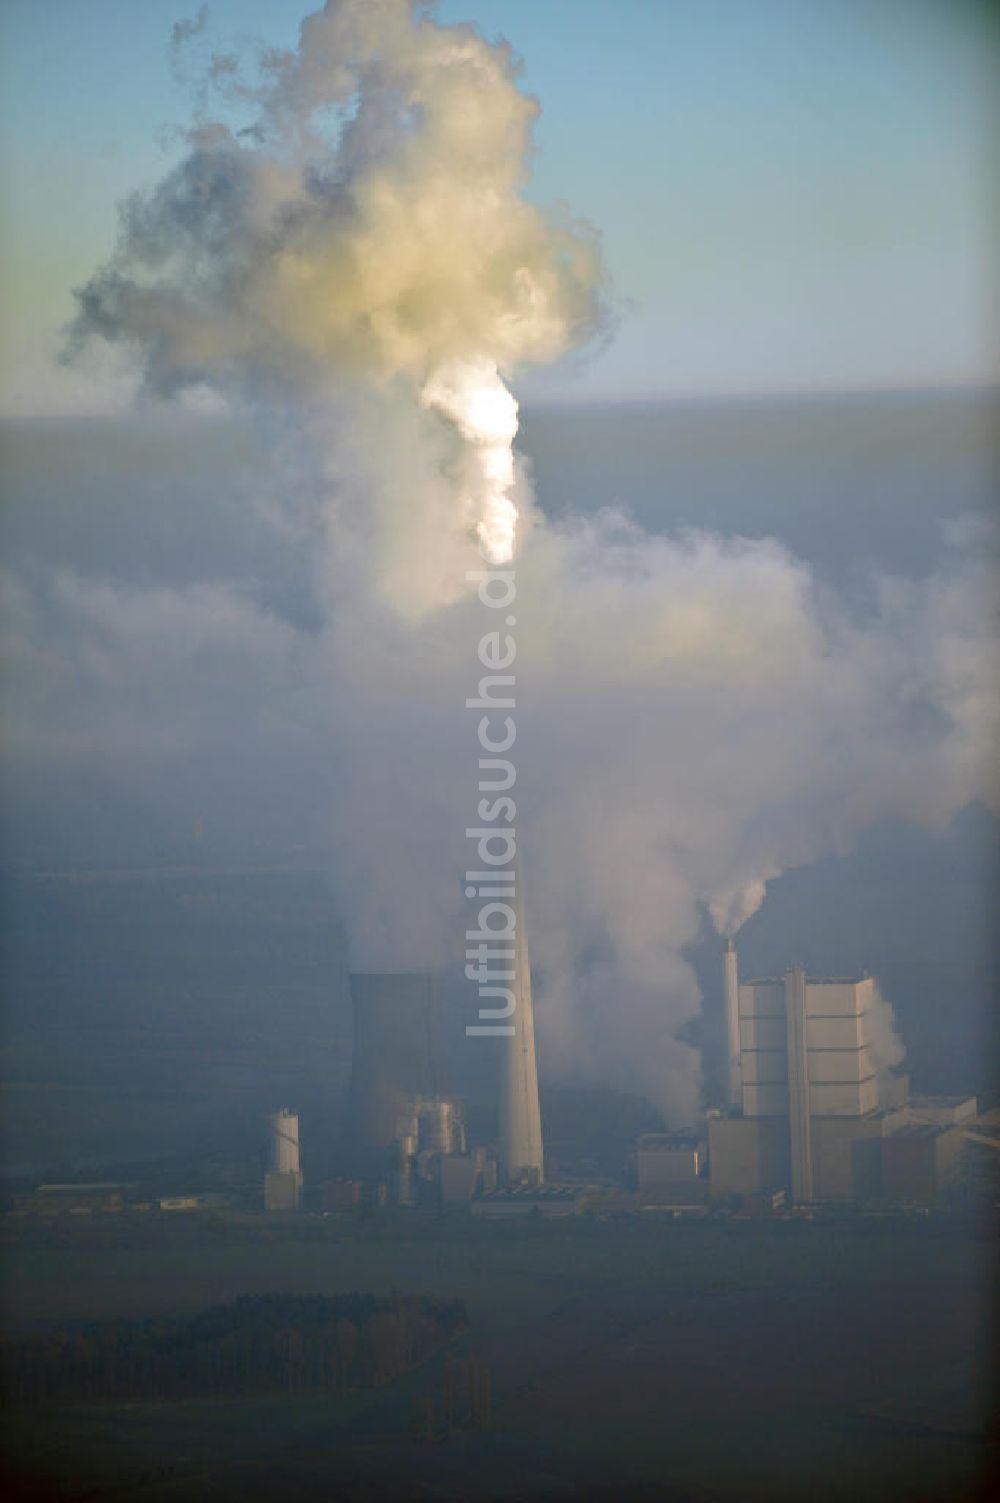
[393,1131,418,1206]
[417,1097,464,1155]
[268,1108,301,1176]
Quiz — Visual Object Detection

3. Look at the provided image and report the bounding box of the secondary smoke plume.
[56,0,998,1119]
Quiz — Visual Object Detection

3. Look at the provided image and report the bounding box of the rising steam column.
[498,871,544,1185]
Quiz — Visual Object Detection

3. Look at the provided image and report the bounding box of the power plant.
[256,912,978,1216]
[708,940,976,1205]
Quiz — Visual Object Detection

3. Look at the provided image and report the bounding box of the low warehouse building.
[636,1134,709,1205]
[880,1124,963,1204]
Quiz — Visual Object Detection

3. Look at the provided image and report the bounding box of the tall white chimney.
[723,937,742,1109]
[783,967,814,1202]
[499,865,544,1185]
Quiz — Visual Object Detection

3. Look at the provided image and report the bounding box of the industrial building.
[320,1178,362,1212]
[15,1183,127,1216]
[440,1147,499,1203]
[470,1185,578,1218]
[392,1095,471,1205]
[636,1133,709,1205]
[880,1123,965,1203]
[710,943,975,1205]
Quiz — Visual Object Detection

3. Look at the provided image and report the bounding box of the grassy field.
[1,1211,995,1500]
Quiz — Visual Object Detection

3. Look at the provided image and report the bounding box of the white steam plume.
[420,359,520,563]
[61,0,999,1120]
[70,0,600,588]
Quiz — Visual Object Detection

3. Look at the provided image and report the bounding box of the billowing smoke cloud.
[53,0,998,1119]
[70,0,601,582]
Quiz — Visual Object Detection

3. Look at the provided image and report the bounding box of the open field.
[1,1211,995,1500]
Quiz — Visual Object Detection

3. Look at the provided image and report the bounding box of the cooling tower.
[347,972,438,1168]
[723,937,742,1109]
[498,870,544,1184]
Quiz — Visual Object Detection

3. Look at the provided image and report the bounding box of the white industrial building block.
[714,946,914,1204]
[743,1083,793,1116]
[739,982,784,1017]
[809,1078,880,1116]
[804,979,874,1016]
[741,1015,786,1051]
[739,975,884,1122]
[807,1014,867,1049]
[807,1047,874,1084]
[740,1051,788,1086]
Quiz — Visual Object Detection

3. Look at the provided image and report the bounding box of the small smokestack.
[783,966,814,1202]
[499,866,544,1185]
[723,937,741,1109]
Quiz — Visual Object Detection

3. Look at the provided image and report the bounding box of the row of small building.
[11,1186,232,1215]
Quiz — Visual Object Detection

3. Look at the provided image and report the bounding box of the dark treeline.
[1,1292,467,1406]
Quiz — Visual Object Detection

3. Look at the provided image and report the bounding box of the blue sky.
[1,0,996,414]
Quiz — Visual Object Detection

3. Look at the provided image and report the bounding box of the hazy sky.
[1,0,996,1126]
[1,0,997,414]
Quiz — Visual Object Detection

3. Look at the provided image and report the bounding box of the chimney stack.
[498,866,544,1184]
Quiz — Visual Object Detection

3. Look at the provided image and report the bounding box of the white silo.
[265,1108,303,1211]
[268,1108,301,1175]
